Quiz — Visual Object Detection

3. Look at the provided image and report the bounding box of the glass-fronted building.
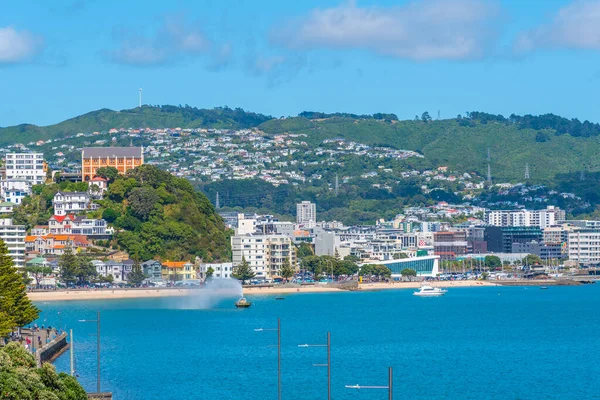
[365,255,439,277]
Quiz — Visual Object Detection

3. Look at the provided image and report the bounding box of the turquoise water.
[36,285,600,399]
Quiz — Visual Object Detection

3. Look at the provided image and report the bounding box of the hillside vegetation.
[0,105,271,145]
[259,113,600,181]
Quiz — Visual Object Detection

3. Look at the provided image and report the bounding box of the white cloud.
[108,16,212,66]
[271,0,500,61]
[515,1,600,53]
[0,26,43,64]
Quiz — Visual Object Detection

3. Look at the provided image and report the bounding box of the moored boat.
[235,297,252,308]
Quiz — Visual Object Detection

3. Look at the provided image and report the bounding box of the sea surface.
[36,285,600,399]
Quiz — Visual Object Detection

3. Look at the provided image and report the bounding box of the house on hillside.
[53,192,90,216]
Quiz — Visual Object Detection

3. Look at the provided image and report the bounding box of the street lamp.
[345,367,393,400]
[298,332,331,400]
[78,310,101,394]
[254,318,281,400]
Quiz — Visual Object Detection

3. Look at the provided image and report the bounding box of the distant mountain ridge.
[2,106,599,181]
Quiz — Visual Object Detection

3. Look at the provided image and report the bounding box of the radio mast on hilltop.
[525,163,530,180]
[335,173,339,196]
[139,88,143,108]
[486,148,492,183]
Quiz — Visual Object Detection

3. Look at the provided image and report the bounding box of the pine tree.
[127,260,146,287]
[0,240,39,329]
[280,259,295,283]
[232,256,255,284]
[59,246,78,286]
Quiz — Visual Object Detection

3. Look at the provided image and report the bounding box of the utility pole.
[298,332,331,400]
[255,318,282,400]
[79,311,101,393]
[70,329,74,377]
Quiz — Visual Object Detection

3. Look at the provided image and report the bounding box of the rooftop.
[82,147,143,158]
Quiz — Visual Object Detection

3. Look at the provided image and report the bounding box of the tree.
[421,111,432,122]
[358,264,375,277]
[75,256,97,286]
[296,242,314,259]
[280,258,295,282]
[127,187,160,221]
[343,255,360,263]
[24,265,53,288]
[96,166,120,182]
[401,268,417,281]
[232,256,255,284]
[484,255,502,270]
[205,266,214,279]
[0,241,39,329]
[522,254,543,266]
[393,253,409,260]
[127,260,146,286]
[374,265,392,280]
[59,247,78,286]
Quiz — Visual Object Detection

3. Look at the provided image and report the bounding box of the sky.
[2,0,600,126]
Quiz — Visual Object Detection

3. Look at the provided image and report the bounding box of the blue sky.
[2,0,600,126]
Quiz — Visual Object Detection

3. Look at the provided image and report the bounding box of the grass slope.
[0,105,271,145]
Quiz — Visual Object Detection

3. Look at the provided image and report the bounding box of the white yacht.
[413,286,447,297]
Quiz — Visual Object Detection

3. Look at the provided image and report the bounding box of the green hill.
[259,114,600,181]
[0,105,271,145]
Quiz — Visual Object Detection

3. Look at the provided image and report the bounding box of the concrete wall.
[36,332,68,366]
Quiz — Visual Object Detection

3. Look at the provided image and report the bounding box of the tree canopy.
[232,256,255,284]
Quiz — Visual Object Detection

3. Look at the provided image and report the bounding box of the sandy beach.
[28,280,497,302]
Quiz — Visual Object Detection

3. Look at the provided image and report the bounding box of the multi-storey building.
[296,201,316,226]
[433,231,468,260]
[199,262,234,279]
[81,147,144,182]
[0,180,32,204]
[484,226,543,253]
[4,153,46,185]
[52,192,91,216]
[25,234,89,255]
[486,206,565,229]
[231,234,296,280]
[48,214,111,237]
[567,230,600,265]
[0,218,26,268]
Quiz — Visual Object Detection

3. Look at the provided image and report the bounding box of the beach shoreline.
[28,280,503,302]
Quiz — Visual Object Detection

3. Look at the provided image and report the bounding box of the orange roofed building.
[25,234,90,255]
[161,261,196,281]
[81,147,144,182]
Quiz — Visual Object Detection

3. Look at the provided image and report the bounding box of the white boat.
[413,286,447,297]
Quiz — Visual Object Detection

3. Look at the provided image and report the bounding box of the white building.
[568,230,600,265]
[0,180,32,204]
[53,192,91,216]
[0,218,26,268]
[486,206,565,229]
[200,262,234,279]
[231,234,296,280]
[296,201,316,226]
[4,153,46,185]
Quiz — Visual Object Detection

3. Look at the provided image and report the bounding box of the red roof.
[51,214,75,223]
[91,177,108,182]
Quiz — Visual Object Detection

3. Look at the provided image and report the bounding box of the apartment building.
[567,230,600,265]
[484,226,543,253]
[0,180,32,204]
[231,234,296,280]
[4,153,46,185]
[296,201,316,226]
[52,192,91,216]
[81,147,143,182]
[486,206,565,229]
[0,218,26,268]
[48,214,111,237]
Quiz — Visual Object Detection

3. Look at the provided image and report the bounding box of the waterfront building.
[161,261,196,281]
[231,234,296,280]
[296,201,316,226]
[567,229,600,265]
[141,260,163,282]
[52,191,91,216]
[486,206,565,229]
[511,242,564,260]
[4,153,46,185]
[363,255,440,277]
[81,147,144,182]
[199,262,234,279]
[484,226,543,253]
[433,231,468,260]
[0,218,26,268]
